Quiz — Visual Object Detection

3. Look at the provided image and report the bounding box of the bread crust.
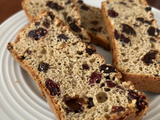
[101,0,160,93]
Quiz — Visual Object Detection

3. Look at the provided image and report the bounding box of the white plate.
[0,1,160,120]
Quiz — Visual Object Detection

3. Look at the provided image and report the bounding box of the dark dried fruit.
[26,49,32,55]
[111,106,125,113]
[108,10,118,17]
[45,79,60,96]
[90,20,99,25]
[89,72,102,85]
[128,90,147,113]
[86,48,96,55]
[38,62,49,72]
[78,0,83,4]
[122,24,136,36]
[81,5,89,11]
[63,95,84,113]
[69,22,81,32]
[145,7,152,12]
[35,22,40,26]
[106,81,116,88]
[65,0,71,5]
[21,56,25,60]
[120,34,130,44]
[154,74,159,77]
[104,88,110,92]
[136,18,151,25]
[150,38,156,42]
[114,29,120,40]
[87,97,94,108]
[142,50,158,65]
[46,1,64,11]
[48,12,55,20]
[100,64,116,73]
[57,34,69,42]
[66,16,72,23]
[82,63,90,70]
[100,83,105,88]
[147,27,160,36]
[78,34,83,39]
[43,19,50,28]
[28,28,48,40]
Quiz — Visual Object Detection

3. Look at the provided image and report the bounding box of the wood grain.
[0,0,160,23]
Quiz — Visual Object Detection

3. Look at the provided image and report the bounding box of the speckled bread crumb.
[7,11,148,120]
[74,0,110,50]
[102,0,160,93]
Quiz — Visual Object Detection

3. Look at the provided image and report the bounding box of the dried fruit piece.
[26,49,32,55]
[69,22,81,32]
[65,0,71,5]
[48,12,55,20]
[89,72,102,85]
[63,95,84,113]
[57,34,69,42]
[120,34,130,44]
[87,97,94,108]
[106,81,116,88]
[38,62,49,72]
[142,50,158,65]
[150,38,156,42]
[45,79,60,96]
[86,48,96,55]
[28,28,48,40]
[122,24,136,36]
[147,27,159,36]
[82,63,90,70]
[46,1,64,11]
[81,5,89,11]
[100,64,116,73]
[111,106,125,113]
[43,19,50,28]
[145,7,152,12]
[108,10,118,17]
[78,0,83,4]
[114,29,120,40]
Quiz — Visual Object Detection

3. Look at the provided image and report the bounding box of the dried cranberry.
[150,38,156,42]
[38,62,49,72]
[69,22,81,32]
[57,34,69,42]
[81,5,89,11]
[43,19,50,28]
[108,10,118,17]
[90,20,99,25]
[89,72,102,85]
[114,29,120,40]
[28,28,47,40]
[46,1,64,11]
[111,106,125,113]
[48,12,55,20]
[142,50,158,65]
[100,64,116,73]
[86,48,96,55]
[122,24,136,36]
[82,63,90,70]
[145,7,152,12]
[63,95,84,113]
[128,90,139,100]
[120,34,130,44]
[87,97,94,108]
[45,79,60,96]
[106,81,116,88]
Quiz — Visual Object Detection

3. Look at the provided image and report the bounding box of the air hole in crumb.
[40,49,46,54]
[126,69,130,72]
[89,58,95,63]
[139,67,143,71]
[122,59,129,62]
[151,43,155,48]
[96,92,108,103]
[104,107,109,112]
[104,114,110,119]
[58,63,61,65]
[133,61,137,64]
[121,53,126,56]
[134,47,139,50]
[104,88,110,92]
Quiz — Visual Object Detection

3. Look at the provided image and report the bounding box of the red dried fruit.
[45,79,60,96]
[28,28,48,40]
[111,106,125,113]
[106,81,116,87]
[57,34,69,42]
[86,48,96,55]
[81,5,89,11]
[38,62,49,72]
[63,95,84,113]
[142,50,158,65]
[122,24,136,36]
[100,64,116,73]
[46,1,64,11]
[108,10,118,17]
[69,22,81,32]
[87,97,94,108]
[89,72,102,85]
[82,63,90,70]
[114,29,120,40]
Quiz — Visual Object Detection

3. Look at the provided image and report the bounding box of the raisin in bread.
[22,0,90,44]
[74,0,110,50]
[102,0,160,93]
[7,11,148,120]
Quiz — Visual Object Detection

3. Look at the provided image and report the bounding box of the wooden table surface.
[0,0,160,24]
